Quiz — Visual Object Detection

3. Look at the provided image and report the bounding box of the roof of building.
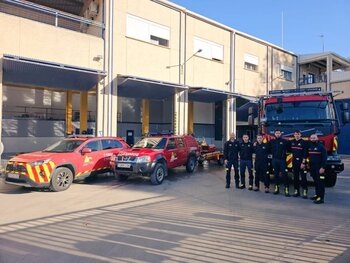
[299,52,350,66]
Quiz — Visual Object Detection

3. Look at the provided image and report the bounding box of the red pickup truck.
[5,136,129,191]
[111,135,200,184]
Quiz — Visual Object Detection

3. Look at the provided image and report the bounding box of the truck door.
[175,138,187,164]
[77,140,103,177]
[164,138,179,168]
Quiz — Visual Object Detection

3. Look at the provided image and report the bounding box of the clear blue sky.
[170,0,350,58]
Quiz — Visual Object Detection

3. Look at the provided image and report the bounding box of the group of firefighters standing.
[223,130,327,204]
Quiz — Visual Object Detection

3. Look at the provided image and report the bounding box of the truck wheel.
[150,163,167,185]
[50,167,73,192]
[217,156,224,166]
[325,173,337,187]
[186,155,197,173]
[118,174,128,182]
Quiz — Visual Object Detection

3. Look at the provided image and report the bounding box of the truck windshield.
[43,139,84,152]
[265,100,331,121]
[133,137,167,149]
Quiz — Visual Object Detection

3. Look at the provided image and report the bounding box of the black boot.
[284,187,290,197]
[273,185,280,195]
[293,189,300,197]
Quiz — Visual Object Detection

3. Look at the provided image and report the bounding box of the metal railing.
[0,0,104,38]
[3,106,96,122]
[299,74,327,86]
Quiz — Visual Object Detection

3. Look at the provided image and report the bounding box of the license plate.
[117,163,131,168]
[7,173,20,179]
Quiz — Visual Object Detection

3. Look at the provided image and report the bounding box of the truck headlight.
[29,159,51,166]
[136,156,151,163]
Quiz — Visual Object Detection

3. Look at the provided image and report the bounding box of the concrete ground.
[0,158,350,263]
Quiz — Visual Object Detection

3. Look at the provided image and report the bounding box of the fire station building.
[0,0,302,156]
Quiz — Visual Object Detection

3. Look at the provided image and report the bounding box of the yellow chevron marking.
[286,153,293,169]
[42,164,51,181]
[49,161,55,170]
[333,138,338,152]
[34,165,45,183]
[26,164,35,182]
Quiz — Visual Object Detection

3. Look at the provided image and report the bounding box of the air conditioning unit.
[85,1,99,19]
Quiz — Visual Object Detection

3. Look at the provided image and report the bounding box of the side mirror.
[341,102,349,111]
[248,106,253,115]
[81,148,92,154]
[248,115,254,126]
[342,112,350,124]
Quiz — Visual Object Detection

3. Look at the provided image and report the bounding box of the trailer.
[197,138,224,166]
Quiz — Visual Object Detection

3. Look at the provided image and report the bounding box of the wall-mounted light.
[93,55,103,62]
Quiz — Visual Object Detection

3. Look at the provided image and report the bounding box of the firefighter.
[223,132,240,188]
[253,134,270,192]
[290,130,308,198]
[269,129,291,196]
[239,134,254,190]
[306,134,327,204]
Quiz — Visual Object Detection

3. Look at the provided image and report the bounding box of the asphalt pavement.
[0,158,350,262]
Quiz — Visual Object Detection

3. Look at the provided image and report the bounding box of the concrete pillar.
[65,90,73,135]
[80,91,88,133]
[327,55,332,91]
[142,99,149,135]
[188,100,194,134]
[175,91,187,135]
[173,93,179,135]
[0,59,4,161]
[96,82,108,136]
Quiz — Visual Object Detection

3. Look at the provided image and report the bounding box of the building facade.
[299,52,350,154]
[0,0,297,156]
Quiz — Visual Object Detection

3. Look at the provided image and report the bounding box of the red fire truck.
[256,87,349,187]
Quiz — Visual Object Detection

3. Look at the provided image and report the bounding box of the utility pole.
[281,11,284,49]
[319,34,325,52]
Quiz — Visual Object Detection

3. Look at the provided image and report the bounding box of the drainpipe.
[183,12,187,135]
[231,31,236,135]
[271,48,274,90]
[101,0,106,136]
[107,0,114,136]
[296,55,299,89]
[266,46,269,95]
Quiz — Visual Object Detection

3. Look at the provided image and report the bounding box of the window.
[126,14,170,47]
[102,139,122,150]
[244,54,258,71]
[83,140,101,152]
[194,37,224,61]
[166,138,177,150]
[244,62,257,71]
[280,65,293,81]
[307,73,315,84]
[176,138,185,148]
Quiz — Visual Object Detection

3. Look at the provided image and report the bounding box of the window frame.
[126,14,170,48]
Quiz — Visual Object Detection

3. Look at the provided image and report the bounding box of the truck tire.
[186,155,197,173]
[50,167,74,192]
[150,163,167,185]
[118,174,129,182]
[325,173,337,187]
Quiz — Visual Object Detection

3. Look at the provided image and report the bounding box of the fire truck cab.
[257,87,349,187]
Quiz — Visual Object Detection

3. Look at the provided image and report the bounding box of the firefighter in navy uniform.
[306,134,327,204]
[269,129,291,196]
[223,132,240,188]
[253,134,270,192]
[290,130,308,198]
[239,134,254,190]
